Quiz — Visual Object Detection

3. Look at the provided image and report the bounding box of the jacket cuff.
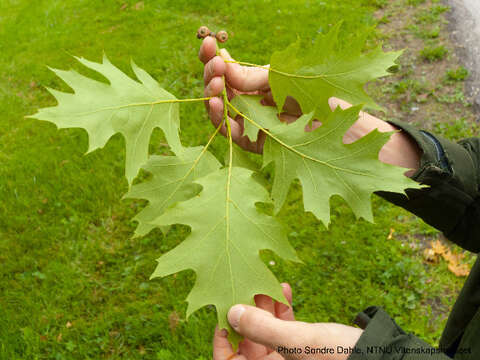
[348,307,451,359]
[387,119,477,195]
[376,120,480,252]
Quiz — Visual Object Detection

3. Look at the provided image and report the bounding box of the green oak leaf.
[124,147,221,238]
[230,95,279,141]
[150,166,300,346]
[224,145,260,171]
[28,54,183,185]
[258,105,422,226]
[269,24,402,121]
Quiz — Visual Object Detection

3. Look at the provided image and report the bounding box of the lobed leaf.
[125,146,221,237]
[261,105,423,225]
[28,55,183,185]
[230,95,279,142]
[150,166,300,346]
[31,30,417,349]
[269,24,402,121]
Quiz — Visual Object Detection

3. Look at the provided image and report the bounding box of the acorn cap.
[216,30,228,43]
[196,26,210,39]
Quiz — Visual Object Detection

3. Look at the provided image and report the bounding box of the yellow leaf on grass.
[423,248,437,263]
[430,240,447,256]
[424,240,470,276]
[448,262,470,277]
[387,228,395,240]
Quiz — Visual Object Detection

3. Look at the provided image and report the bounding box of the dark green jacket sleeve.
[349,122,480,360]
[348,307,454,359]
[376,120,480,253]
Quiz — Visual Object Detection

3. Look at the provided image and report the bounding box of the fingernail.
[228,305,245,330]
[215,326,228,337]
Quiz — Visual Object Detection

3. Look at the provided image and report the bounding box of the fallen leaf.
[448,262,470,277]
[66,321,72,328]
[168,311,180,332]
[57,333,63,342]
[443,250,469,276]
[387,228,395,240]
[425,243,471,277]
[442,250,464,265]
[430,240,447,256]
[134,1,144,10]
[120,3,127,10]
[423,248,437,263]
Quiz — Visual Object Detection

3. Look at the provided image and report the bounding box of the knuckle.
[209,60,216,77]
[204,62,212,82]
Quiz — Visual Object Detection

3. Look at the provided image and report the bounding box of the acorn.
[197,26,211,39]
[216,30,228,43]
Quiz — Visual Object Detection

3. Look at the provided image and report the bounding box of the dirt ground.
[448,0,480,112]
[368,0,478,135]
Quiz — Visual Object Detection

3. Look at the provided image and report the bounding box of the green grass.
[434,117,479,139]
[0,0,472,359]
[407,0,426,6]
[445,66,469,82]
[386,78,429,100]
[420,44,448,61]
[415,5,449,24]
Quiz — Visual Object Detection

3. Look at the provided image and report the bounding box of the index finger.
[199,36,217,64]
[213,326,245,360]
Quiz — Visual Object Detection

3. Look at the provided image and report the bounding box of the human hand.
[199,36,302,153]
[199,37,420,172]
[212,283,363,360]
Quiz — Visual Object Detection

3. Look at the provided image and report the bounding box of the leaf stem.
[217,42,236,307]
[153,97,213,104]
[224,91,233,173]
[63,97,214,117]
[114,96,215,108]
[182,119,222,177]
[216,43,234,194]
[152,119,223,209]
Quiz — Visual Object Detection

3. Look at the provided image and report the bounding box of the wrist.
[344,113,420,173]
[344,113,396,144]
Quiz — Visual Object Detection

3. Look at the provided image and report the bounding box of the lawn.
[0,0,474,359]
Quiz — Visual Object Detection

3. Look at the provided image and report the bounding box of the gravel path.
[448,0,480,114]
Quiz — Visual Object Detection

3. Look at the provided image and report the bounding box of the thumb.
[228,305,305,350]
[219,47,235,62]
